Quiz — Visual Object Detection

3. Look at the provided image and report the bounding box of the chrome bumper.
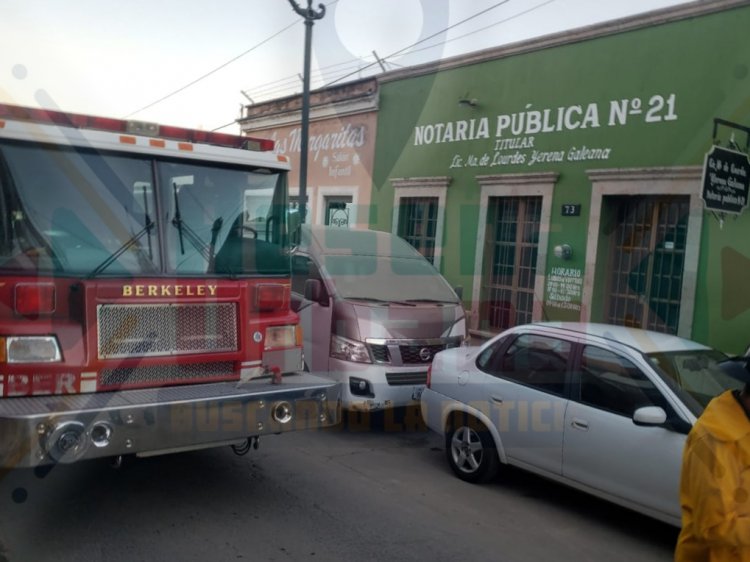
[0,374,341,468]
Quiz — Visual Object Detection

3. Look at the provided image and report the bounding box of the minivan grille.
[385,371,428,386]
[98,303,238,359]
[400,344,446,364]
[367,339,459,366]
[369,345,390,363]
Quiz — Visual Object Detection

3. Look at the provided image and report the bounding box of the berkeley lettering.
[122,285,218,297]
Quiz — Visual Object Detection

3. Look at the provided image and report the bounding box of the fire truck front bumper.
[0,373,341,468]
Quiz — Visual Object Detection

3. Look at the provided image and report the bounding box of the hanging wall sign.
[701,145,750,214]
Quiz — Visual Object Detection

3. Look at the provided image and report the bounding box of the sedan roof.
[526,322,711,355]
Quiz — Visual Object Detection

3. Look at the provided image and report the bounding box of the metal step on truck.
[0,104,341,468]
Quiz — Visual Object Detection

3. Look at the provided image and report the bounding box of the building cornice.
[587,166,702,182]
[476,172,560,186]
[239,77,378,131]
[390,176,452,189]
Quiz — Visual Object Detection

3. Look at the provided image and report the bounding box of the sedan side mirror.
[632,406,667,426]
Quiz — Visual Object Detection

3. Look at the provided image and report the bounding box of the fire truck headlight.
[264,325,297,350]
[6,336,62,363]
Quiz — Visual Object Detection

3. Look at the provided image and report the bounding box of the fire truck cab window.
[0,143,291,278]
[0,142,158,275]
[160,162,290,276]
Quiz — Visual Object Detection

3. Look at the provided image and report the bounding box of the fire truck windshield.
[162,161,290,275]
[0,141,290,277]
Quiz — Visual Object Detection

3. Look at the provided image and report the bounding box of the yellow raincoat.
[675,390,750,561]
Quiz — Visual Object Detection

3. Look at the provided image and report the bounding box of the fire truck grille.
[97,303,238,359]
[99,361,235,388]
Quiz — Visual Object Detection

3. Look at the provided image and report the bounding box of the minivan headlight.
[447,317,467,342]
[330,334,371,364]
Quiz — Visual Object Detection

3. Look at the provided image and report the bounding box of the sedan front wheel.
[445,415,498,483]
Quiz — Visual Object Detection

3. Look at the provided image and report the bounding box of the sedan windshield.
[648,349,743,415]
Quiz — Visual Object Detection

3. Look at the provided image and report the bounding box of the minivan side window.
[498,334,570,396]
[578,345,669,417]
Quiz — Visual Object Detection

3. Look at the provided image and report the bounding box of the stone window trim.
[471,172,559,335]
[391,176,451,269]
[583,166,703,338]
[315,185,360,228]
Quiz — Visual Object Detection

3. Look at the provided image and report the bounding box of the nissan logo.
[419,348,432,362]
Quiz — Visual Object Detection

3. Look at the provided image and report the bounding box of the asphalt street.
[0,409,679,562]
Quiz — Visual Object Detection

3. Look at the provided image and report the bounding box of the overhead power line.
[215,0,558,131]
[123,1,340,119]
[245,55,379,97]
[405,0,558,59]
[123,21,297,119]
[324,0,514,88]
[243,1,527,102]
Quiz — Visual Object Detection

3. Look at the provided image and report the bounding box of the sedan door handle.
[490,395,504,404]
[571,417,589,431]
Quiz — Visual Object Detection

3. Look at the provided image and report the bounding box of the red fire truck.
[0,104,340,467]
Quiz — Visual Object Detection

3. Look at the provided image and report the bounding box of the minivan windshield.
[321,254,459,303]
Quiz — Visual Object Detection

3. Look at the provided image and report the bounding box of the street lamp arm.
[287,0,326,21]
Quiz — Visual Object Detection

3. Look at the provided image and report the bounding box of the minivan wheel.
[445,414,498,484]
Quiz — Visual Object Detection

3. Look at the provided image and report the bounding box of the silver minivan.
[291,225,467,411]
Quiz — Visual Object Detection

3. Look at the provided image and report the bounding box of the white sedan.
[420,322,743,526]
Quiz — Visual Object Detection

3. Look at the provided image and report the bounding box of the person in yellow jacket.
[675,360,750,562]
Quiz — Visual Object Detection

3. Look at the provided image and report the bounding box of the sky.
[1,0,692,135]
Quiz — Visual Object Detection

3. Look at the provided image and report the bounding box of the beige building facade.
[238,78,378,230]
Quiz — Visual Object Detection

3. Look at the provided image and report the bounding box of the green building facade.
[369,0,750,353]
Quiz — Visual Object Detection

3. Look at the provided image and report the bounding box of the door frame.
[583,167,703,338]
[472,172,558,334]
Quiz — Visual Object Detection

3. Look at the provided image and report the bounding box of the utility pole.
[287,0,326,225]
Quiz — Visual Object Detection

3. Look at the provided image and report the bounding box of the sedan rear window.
[496,334,570,396]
